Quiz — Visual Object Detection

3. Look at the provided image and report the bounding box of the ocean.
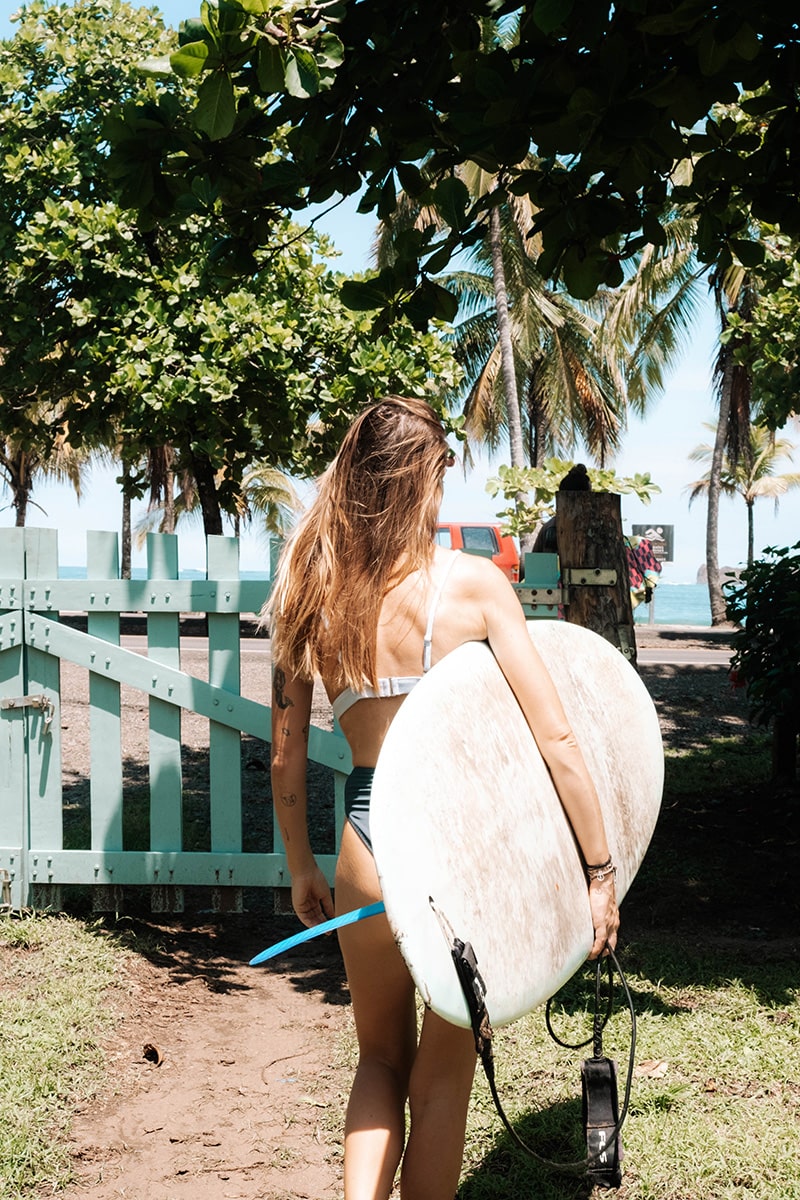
[57,566,714,627]
[634,582,712,626]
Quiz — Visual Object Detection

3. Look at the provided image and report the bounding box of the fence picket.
[0,529,27,909]
[21,529,63,909]
[146,534,184,911]
[207,536,246,912]
[87,532,124,854]
[0,528,352,912]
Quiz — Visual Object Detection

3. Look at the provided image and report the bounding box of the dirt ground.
[49,624,759,1200]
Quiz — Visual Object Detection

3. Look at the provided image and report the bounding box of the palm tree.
[374,173,634,559]
[701,264,759,618]
[134,462,301,547]
[0,422,89,526]
[599,212,759,624]
[445,195,626,470]
[687,423,800,566]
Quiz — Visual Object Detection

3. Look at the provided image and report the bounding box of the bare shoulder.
[443,548,514,596]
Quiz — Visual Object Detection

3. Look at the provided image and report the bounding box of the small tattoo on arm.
[280,792,298,807]
[273,668,295,711]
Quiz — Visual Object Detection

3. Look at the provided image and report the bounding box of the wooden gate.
[0,527,351,912]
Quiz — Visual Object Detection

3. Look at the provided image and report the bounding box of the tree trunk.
[489,196,533,553]
[527,379,547,468]
[163,456,176,534]
[555,491,637,668]
[746,499,754,567]
[11,451,31,526]
[14,489,27,526]
[120,464,132,580]
[706,360,731,624]
[191,451,223,537]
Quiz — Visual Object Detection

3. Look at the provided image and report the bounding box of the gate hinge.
[563,568,617,586]
[0,693,56,732]
[617,626,635,660]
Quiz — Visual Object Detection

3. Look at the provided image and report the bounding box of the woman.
[267,396,619,1200]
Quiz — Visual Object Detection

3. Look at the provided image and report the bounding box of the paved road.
[637,646,732,666]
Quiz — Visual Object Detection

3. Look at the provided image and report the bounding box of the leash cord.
[455,942,637,1176]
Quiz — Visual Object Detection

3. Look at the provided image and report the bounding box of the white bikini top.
[331,553,460,722]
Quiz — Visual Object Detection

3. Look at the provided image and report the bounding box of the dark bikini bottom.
[344,766,376,854]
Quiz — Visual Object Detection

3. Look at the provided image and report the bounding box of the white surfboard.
[370,621,663,1029]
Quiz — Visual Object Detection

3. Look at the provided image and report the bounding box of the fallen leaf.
[634,1058,669,1078]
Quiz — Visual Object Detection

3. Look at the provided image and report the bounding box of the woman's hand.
[291,864,335,929]
[587,875,619,959]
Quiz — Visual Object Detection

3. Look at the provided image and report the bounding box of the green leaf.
[285,47,320,98]
[561,246,605,300]
[194,71,237,139]
[729,238,765,268]
[395,162,425,196]
[377,174,397,220]
[316,32,344,70]
[425,280,459,323]
[340,279,389,311]
[422,243,454,275]
[432,176,470,232]
[257,42,286,93]
[170,40,210,79]
[178,17,206,43]
[533,0,574,35]
[138,55,175,77]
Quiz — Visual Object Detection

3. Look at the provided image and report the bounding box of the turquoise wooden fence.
[0,527,351,913]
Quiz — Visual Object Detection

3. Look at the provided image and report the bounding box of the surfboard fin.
[450,937,493,1058]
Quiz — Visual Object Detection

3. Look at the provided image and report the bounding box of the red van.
[436,523,520,582]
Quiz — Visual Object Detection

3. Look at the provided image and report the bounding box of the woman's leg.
[336,822,418,1200]
[400,1010,476,1200]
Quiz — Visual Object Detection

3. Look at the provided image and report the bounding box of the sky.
[2,0,799,583]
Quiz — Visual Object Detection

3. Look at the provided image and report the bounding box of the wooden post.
[555,492,637,669]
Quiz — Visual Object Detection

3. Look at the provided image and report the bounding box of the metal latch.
[563,568,617,586]
[0,869,11,911]
[0,693,56,733]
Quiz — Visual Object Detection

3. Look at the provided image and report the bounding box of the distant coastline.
[695,564,743,584]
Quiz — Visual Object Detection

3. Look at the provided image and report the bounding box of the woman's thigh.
[336,822,417,1070]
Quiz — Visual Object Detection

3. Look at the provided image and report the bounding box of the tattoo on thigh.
[273,668,295,710]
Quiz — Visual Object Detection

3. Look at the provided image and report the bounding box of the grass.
[451,731,799,1200]
[456,949,799,1200]
[0,913,125,1200]
[2,727,797,1199]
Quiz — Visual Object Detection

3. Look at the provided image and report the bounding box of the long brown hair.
[267,397,451,688]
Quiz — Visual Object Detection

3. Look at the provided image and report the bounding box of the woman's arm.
[270,664,334,928]
[474,562,620,957]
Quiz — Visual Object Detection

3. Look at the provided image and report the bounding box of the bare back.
[321,549,486,767]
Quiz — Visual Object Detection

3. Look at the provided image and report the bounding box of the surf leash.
[249,901,385,965]
[442,908,636,1188]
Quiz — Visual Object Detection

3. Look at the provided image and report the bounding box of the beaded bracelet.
[586,857,616,882]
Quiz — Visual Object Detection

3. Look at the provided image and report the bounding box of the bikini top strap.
[422,552,460,673]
